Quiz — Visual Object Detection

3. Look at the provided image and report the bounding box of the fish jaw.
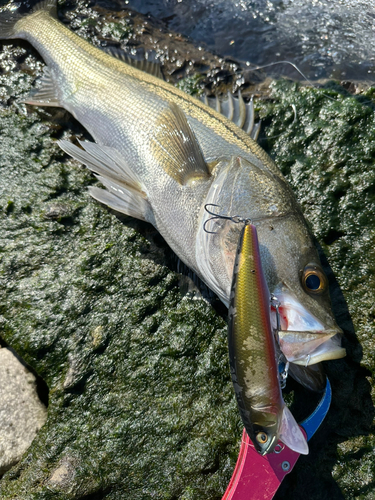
[278,331,345,365]
[272,290,346,365]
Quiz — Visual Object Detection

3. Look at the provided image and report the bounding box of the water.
[124,0,375,82]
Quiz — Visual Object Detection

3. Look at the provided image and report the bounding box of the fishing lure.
[228,222,308,455]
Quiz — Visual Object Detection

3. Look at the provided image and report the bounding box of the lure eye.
[256,431,268,444]
[302,264,328,295]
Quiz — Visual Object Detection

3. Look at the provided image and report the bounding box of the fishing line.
[239,60,337,102]
[239,60,375,108]
[231,59,371,141]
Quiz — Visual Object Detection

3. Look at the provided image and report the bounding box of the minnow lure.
[228,223,308,455]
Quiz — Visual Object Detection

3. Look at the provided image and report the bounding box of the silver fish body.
[0,1,345,386]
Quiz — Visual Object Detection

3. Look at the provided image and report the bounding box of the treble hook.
[278,360,290,389]
[203,204,251,234]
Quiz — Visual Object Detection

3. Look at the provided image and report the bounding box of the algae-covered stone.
[0,101,239,499]
[1,2,375,499]
[0,7,239,498]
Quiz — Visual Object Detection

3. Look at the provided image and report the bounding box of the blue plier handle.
[300,377,332,440]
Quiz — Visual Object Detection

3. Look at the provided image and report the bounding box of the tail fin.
[0,0,57,39]
[279,405,309,455]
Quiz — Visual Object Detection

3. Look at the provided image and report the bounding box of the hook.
[203,204,251,234]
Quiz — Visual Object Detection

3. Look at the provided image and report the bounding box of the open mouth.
[271,292,346,366]
[277,330,346,366]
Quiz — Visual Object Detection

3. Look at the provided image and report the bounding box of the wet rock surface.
[0,347,47,475]
[0,1,374,499]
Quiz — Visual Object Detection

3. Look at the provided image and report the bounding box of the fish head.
[253,214,346,367]
[257,214,346,366]
[196,156,345,370]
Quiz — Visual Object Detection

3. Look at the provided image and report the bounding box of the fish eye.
[256,431,268,444]
[302,264,328,295]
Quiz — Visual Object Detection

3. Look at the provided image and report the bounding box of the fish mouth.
[272,291,346,366]
[277,330,346,366]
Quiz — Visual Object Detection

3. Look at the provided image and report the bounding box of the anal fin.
[22,66,62,107]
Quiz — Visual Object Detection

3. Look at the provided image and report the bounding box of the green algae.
[1,3,375,499]
[176,75,204,96]
[100,21,132,42]
[2,78,372,500]
[257,80,375,498]
[0,104,240,498]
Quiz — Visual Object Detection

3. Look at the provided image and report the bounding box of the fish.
[0,0,345,390]
[228,221,308,455]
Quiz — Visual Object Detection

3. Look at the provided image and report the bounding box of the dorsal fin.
[200,91,261,140]
[151,103,210,185]
[32,0,57,18]
[104,48,164,80]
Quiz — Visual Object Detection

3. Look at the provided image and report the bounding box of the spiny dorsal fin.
[104,48,164,80]
[151,102,210,185]
[200,91,261,140]
[22,66,61,107]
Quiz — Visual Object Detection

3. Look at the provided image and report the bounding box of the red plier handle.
[222,378,332,500]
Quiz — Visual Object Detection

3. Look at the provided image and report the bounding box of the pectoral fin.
[279,405,309,455]
[151,103,210,185]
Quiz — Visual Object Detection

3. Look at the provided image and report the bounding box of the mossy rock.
[0,2,375,499]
